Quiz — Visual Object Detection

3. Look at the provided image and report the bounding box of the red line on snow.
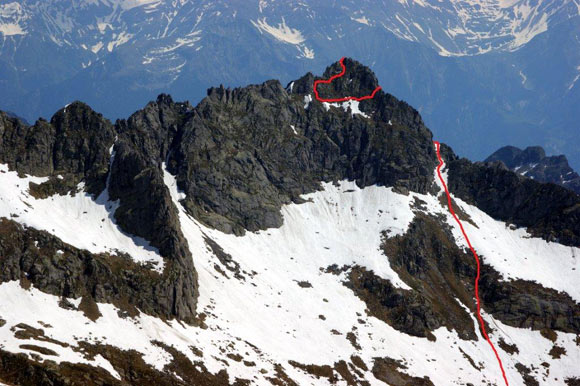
[313,57,382,103]
[434,141,509,386]
[313,57,508,382]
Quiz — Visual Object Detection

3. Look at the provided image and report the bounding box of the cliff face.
[0,59,579,385]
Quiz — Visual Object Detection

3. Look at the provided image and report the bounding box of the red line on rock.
[434,140,509,386]
[313,57,382,103]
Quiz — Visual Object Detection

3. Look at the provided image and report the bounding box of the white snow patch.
[107,31,133,52]
[151,30,201,54]
[447,195,580,302]
[519,70,528,85]
[303,94,312,109]
[352,16,371,26]
[568,65,580,91]
[298,45,315,59]
[119,0,161,10]
[91,42,104,54]
[251,17,305,45]
[0,22,25,36]
[322,100,370,118]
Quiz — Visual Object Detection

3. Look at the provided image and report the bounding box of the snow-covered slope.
[1,152,579,384]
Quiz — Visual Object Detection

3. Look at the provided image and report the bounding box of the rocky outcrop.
[108,95,198,322]
[0,103,116,196]
[447,157,580,246]
[0,218,171,320]
[0,58,433,326]
[0,97,199,323]
[337,212,580,342]
[0,342,237,386]
[485,145,580,195]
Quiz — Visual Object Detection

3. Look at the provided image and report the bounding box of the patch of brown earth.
[11,323,68,348]
[346,332,361,350]
[18,345,58,356]
[438,194,478,228]
[515,362,539,386]
[287,359,369,385]
[267,363,298,386]
[372,357,434,386]
[565,377,580,386]
[498,337,519,355]
[549,345,566,359]
[78,296,102,322]
[458,347,481,370]
[350,355,368,371]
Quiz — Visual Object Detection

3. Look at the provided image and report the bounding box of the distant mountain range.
[486,145,580,194]
[1,0,579,169]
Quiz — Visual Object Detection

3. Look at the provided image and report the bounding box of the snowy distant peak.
[2,0,577,58]
[373,0,580,56]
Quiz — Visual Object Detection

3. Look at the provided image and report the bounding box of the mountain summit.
[0,59,579,385]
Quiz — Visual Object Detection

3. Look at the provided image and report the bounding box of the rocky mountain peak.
[486,145,546,168]
[485,145,580,195]
[317,57,380,101]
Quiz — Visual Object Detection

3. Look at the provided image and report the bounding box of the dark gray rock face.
[0,98,199,323]
[108,95,198,322]
[480,266,580,333]
[170,59,437,234]
[447,156,580,247]
[0,218,178,322]
[485,145,580,194]
[3,111,30,126]
[0,103,116,196]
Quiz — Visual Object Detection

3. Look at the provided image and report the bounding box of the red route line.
[313,57,382,103]
[434,141,509,386]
